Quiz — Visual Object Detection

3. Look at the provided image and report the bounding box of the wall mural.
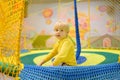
[42,8,53,25]
[21,1,120,50]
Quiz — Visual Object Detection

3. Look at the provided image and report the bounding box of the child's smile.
[56,34,60,37]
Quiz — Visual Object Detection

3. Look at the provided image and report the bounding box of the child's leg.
[61,63,70,66]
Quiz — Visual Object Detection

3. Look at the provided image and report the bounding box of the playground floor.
[0,73,14,80]
[0,49,119,79]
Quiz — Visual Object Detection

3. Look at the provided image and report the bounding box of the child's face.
[54,28,68,40]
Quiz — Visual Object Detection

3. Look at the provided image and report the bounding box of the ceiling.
[30,0,73,4]
[30,0,90,4]
[30,0,120,5]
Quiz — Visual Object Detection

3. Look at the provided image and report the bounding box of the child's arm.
[53,41,72,66]
[39,42,59,66]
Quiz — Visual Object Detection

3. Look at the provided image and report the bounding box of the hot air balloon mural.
[42,8,53,25]
[97,5,107,12]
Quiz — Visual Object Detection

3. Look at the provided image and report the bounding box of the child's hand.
[38,60,45,66]
[37,63,42,66]
[51,64,54,66]
[50,64,54,66]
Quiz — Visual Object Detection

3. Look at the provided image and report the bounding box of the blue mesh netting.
[19,63,120,80]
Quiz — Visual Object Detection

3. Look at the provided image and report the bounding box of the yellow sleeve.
[43,42,58,63]
[53,41,72,66]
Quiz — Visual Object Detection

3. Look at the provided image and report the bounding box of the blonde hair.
[54,21,69,32]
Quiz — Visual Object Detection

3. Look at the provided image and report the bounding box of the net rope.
[0,0,24,78]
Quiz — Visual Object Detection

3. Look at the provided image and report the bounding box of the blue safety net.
[20,63,120,80]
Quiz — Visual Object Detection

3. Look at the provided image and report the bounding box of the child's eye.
[55,29,58,31]
[61,30,63,31]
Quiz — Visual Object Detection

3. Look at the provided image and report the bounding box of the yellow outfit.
[43,36,77,66]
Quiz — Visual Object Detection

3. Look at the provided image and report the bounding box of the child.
[39,21,77,66]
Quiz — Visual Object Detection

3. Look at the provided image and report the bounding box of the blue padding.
[76,56,87,64]
[20,49,29,53]
[20,63,120,80]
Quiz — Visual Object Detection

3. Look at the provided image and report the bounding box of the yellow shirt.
[43,36,77,66]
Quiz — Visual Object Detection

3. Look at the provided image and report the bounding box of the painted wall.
[21,1,120,49]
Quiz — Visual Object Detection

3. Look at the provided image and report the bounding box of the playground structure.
[0,0,24,79]
[0,0,120,80]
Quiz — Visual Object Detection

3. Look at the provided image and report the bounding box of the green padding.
[21,52,48,65]
[0,61,20,77]
[20,51,119,65]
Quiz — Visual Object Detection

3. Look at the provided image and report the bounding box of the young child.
[39,21,77,66]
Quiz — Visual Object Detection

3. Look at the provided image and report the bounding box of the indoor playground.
[0,0,120,80]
